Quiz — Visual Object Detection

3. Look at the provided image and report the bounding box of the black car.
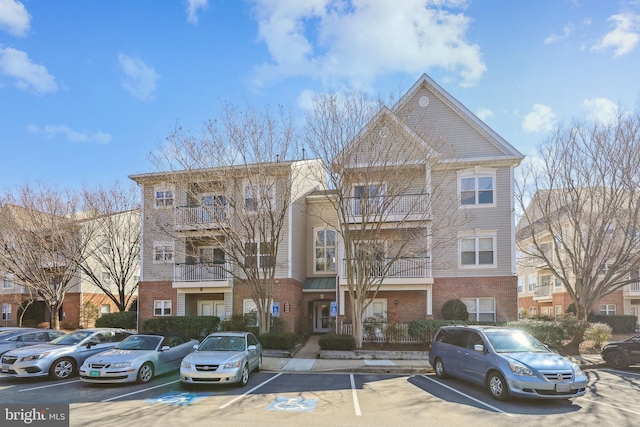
[601,333,640,369]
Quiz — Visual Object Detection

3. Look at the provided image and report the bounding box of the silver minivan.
[428,325,587,400]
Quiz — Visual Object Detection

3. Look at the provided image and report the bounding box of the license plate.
[90,370,101,377]
[556,383,570,392]
[1,364,8,373]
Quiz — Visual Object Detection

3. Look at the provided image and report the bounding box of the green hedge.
[407,319,466,343]
[258,332,297,350]
[318,334,355,350]
[142,316,220,340]
[506,319,567,352]
[95,311,137,329]
[592,315,637,333]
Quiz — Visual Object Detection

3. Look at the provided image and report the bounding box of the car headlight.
[223,361,242,369]
[181,361,192,369]
[110,362,132,369]
[508,362,535,377]
[21,352,51,362]
[572,363,583,377]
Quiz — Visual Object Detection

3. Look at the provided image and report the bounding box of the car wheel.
[255,356,262,372]
[49,358,76,380]
[137,362,154,384]
[237,363,249,387]
[606,350,629,369]
[433,358,447,379]
[487,371,510,401]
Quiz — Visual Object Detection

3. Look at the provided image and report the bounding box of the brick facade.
[519,288,626,318]
[137,280,177,331]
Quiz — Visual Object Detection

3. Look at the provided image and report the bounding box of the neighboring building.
[131,73,524,334]
[0,205,139,328]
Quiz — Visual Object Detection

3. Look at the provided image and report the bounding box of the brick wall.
[137,280,176,331]
[518,287,626,317]
[433,276,518,322]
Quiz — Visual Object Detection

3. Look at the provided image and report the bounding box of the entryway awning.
[303,277,337,291]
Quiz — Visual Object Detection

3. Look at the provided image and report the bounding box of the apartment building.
[131,74,524,334]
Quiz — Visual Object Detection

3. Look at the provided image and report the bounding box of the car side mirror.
[86,342,95,348]
[473,344,484,352]
[193,344,199,349]
[160,346,170,352]
[248,345,257,351]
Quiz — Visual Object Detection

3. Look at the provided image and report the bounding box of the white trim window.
[154,186,174,208]
[458,167,496,207]
[2,279,13,289]
[244,241,275,269]
[244,182,275,212]
[517,277,524,293]
[153,242,174,263]
[459,232,496,267]
[2,303,10,321]
[599,304,616,315]
[529,306,537,316]
[555,305,563,319]
[100,304,111,315]
[364,298,387,320]
[154,300,172,316]
[528,274,536,292]
[462,297,496,322]
[243,299,258,327]
[101,272,111,283]
[353,183,386,215]
[315,228,336,272]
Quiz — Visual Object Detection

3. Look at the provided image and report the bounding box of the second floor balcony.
[624,281,640,295]
[534,283,553,300]
[173,263,231,288]
[340,257,431,281]
[174,206,229,231]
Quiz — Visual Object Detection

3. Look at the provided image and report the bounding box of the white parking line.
[349,374,362,416]
[602,369,640,377]
[19,380,82,392]
[101,380,181,402]
[219,373,283,409]
[420,375,513,417]
[582,398,640,415]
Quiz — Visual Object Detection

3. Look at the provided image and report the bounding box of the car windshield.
[115,336,162,351]
[484,330,549,353]
[198,336,245,352]
[50,331,95,346]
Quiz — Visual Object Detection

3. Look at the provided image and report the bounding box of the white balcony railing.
[534,283,553,297]
[340,257,431,279]
[345,194,429,221]
[174,263,229,282]
[174,206,229,229]
[627,281,640,294]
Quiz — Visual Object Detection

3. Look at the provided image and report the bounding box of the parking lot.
[2,367,640,427]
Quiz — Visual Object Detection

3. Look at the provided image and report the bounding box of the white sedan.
[79,333,198,384]
[180,331,262,387]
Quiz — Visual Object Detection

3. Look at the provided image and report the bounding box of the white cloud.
[0,0,30,37]
[544,22,575,44]
[522,104,557,133]
[592,12,640,57]
[250,0,485,89]
[27,124,112,144]
[185,0,207,25]
[583,97,619,124]
[476,107,494,121]
[118,53,159,101]
[0,46,57,94]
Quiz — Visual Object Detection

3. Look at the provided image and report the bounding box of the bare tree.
[516,111,640,352]
[0,183,89,330]
[151,103,309,334]
[78,180,140,312]
[303,91,465,348]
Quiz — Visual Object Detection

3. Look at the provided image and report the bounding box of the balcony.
[345,193,430,223]
[534,283,553,301]
[174,206,229,231]
[624,281,640,296]
[173,263,231,288]
[340,257,431,280]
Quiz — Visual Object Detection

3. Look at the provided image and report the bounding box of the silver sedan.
[180,331,262,387]
[79,333,198,384]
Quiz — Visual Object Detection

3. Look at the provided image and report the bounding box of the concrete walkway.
[261,335,609,374]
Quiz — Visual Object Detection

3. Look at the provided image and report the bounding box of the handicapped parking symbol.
[267,396,317,412]
[146,392,207,406]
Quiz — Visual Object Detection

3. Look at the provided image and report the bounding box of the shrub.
[442,299,469,321]
[220,315,252,332]
[584,322,612,350]
[506,319,566,352]
[592,315,637,333]
[408,319,462,344]
[143,316,220,340]
[318,334,355,350]
[95,311,137,329]
[258,332,297,350]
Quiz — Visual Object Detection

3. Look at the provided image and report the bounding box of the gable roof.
[393,73,524,162]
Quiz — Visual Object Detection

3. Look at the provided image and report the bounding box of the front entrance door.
[313,301,330,333]
[197,300,214,316]
[214,302,226,321]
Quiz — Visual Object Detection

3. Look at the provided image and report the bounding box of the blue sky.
[1,0,639,192]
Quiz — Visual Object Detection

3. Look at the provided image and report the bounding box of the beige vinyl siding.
[289,196,308,282]
[396,86,505,160]
[141,183,176,281]
[432,166,514,277]
[305,199,339,278]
